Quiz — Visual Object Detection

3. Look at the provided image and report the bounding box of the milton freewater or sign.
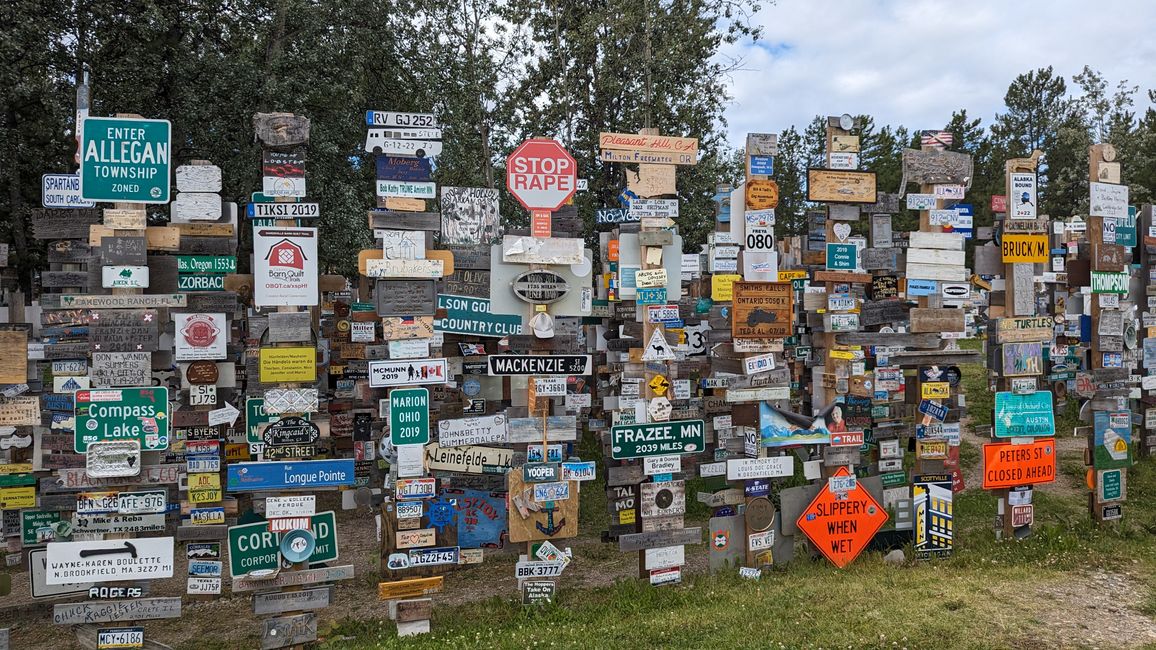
[79,116,172,203]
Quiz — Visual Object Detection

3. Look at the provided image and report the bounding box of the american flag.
[920,130,953,150]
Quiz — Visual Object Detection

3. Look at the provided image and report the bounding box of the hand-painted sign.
[80,117,171,203]
[993,391,1054,438]
[982,439,1056,489]
[796,467,888,568]
[610,420,705,459]
[74,388,169,453]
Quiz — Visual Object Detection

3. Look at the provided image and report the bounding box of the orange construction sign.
[796,467,889,569]
[982,438,1056,490]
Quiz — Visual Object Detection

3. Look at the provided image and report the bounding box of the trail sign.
[506,139,577,211]
[74,387,169,453]
[390,388,429,445]
[80,117,171,203]
[796,467,888,568]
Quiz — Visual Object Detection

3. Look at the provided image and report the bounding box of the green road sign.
[610,419,706,460]
[176,256,237,273]
[177,274,225,291]
[75,387,170,453]
[80,117,171,203]
[21,511,61,545]
[390,388,429,445]
[228,511,338,578]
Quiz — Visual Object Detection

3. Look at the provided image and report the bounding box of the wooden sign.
[30,208,100,239]
[507,471,578,543]
[377,576,443,600]
[261,613,317,650]
[806,169,877,204]
[745,180,779,210]
[47,240,94,263]
[598,132,698,162]
[501,236,585,265]
[252,587,332,615]
[910,308,964,333]
[732,282,792,339]
[175,164,222,192]
[233,565,355,593]
[52,294,186,309]
[100,237,148,266]
[52,598,182,625]
[367,210,440,232]
[90,323,159,353]
[91,352,151,388]
[365,258,443,278]
[995,317,1054,343]
[102,209,147,229]
[901,148,973,185]
[618,527,702,552]
[254,112,310,147]
[41,271,92,288]
[375,280,436,316]
[266,312,312,343]
[0,332,27,385]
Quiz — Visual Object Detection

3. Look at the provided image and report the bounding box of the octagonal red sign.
[506,138,577,212]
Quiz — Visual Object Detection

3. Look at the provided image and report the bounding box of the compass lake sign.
[610,419,706,459]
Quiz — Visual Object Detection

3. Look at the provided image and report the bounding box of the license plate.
[97,627,144,649]
[117,490,167,514]
[76,491,119,514]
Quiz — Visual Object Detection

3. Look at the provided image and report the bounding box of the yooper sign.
[506,139,577,211]
[796,467,888,568]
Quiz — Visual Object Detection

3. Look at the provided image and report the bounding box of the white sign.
[45,537,175,584]
[644,545,685,570]
[387,339,430,359]
[253,227,319,307]
[934,184,965,199]
[1089,181,1129,219]
[377,230,426,260]
[643,455,681,475]
[365,258,443,278]
[174,313,227,361]
[101,266,149,289]
[726,456,794,481]
[906,194,936,210]
[1009,173,1037,220]
[368,358,448,387]
[42,174,95,208]
[375,180,438,199]
[742,353,776,375]
[435,414,509,448]
[515,560,567,580]
[266,495,316,518]
[642,329,676,361]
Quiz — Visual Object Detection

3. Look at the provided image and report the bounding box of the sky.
[717,0,1156,148]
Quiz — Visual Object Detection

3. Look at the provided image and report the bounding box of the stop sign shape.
[506,138,577,212]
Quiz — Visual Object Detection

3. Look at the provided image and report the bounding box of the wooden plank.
[253,112,310,147]
[909,308,965,333]
[171,194,222,222]
[175,165,222,192]
[261,613,317,650]
[445,246,490,270]
[883,350,982,367]
[41,271,92,289]
[618,527,702,552]
[52,598,182,625]
[368,210,441,232]
[393,598,432,623]
[909,231,965,250]
[607,464,645,487]
[233,565,355,593]
[806,169,876,204]
[377,576,444,600]
[812,270,872,284]
[505,416,577,443]
[30,208,101,239]
[46,240,94,263]
[901,148,973,185]
[100,237,148,266]
[173,222,233,237]
[906,248,966,267]
[89,225,180,251]
[835,332,943,348]
[178,235,235,255]
[905,263,967,282]
[252,587,332,615]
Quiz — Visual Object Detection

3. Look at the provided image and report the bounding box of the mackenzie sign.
[486,355,591,376]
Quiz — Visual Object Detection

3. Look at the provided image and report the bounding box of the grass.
[314,337,1156,649]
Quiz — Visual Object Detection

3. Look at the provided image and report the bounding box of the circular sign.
[180,314,220,349]
[944,366,962,387]
[654,488,674,510]
[745,496,775,532]
[279,529,316,564]
[185,360,219,385]
[511,270,571,305]
[506,138,577,211]
[839,113,854,131]
[745,179,779,211]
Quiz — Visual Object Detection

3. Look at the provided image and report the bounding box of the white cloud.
[718,0,1156,147]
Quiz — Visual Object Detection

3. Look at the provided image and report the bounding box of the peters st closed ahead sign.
[80,116,172,203]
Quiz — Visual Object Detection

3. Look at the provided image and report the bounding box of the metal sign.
[262,417,321,447]
[993,391,1054,438]
[389,388,430,445]
[42,173,95,208]
[226,460,356,492]
[435,294,522,338]
[227,511,338,578]
[45,537,175,584]
[506,138,577,211]
[610,420,706,459]
[74,387,170,453]
[80,117,172,203]
[796,467,888,568]
[982,439,1056,489]
[487,355,591,376]
[368,358,447,387]
[511,270,570,304]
